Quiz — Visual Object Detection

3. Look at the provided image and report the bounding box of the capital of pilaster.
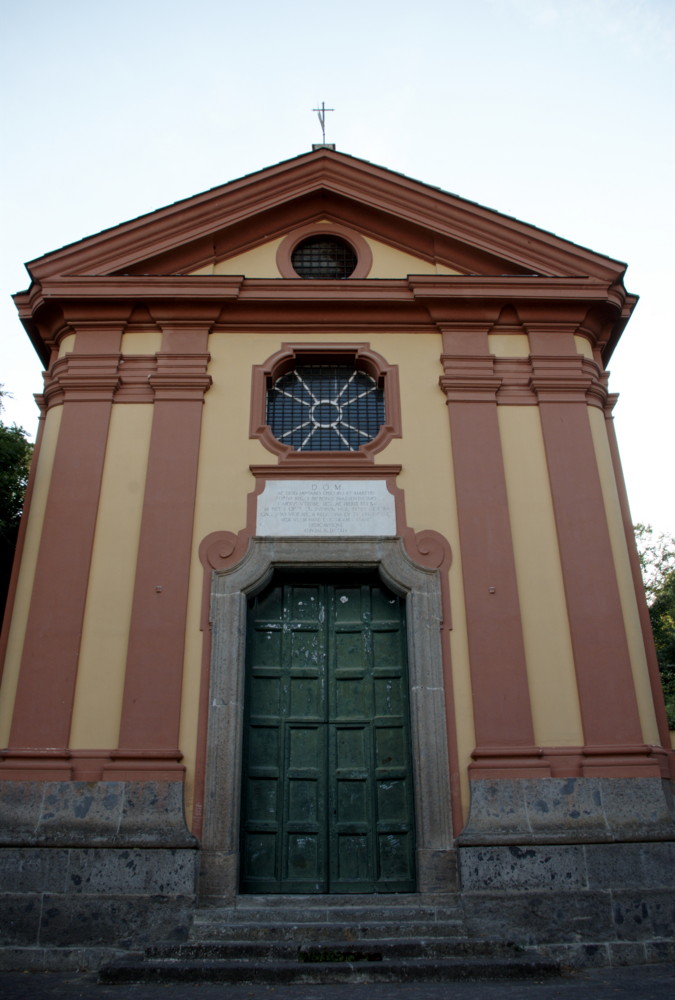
[147,352,212,401]
[604,392,620,417]
[529,354,606,405]
[440,354,502,402]
[148,371,213,403]
[42,354,122,408]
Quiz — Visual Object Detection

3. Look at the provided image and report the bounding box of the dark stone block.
[645,939,675,963]
[459,844,588,891]
[459,777,675,846]
[0,945,125,971]
[461,890,614,944]
[0,947,47,970]
[417,848,459,892]
[0,781,196,848]
[531,943,611,968]
[522,777,607,837]
[64,848,198,895]
[39,781,125,844]
[612,890,675,941]
[459,780,529,841]
[198,850,238,901]
[585,842,675,890]
[0,893,42,946]
[607,941,648,966]
[0,848,67,893]
[599,778,675,837]
[0,783,45,844]
[118,783,197,847]
[38,894,194,948]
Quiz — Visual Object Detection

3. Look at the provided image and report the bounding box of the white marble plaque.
[256,480,396,537]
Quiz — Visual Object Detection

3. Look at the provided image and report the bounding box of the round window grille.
[291,236,357,279]
[267,366,385,451]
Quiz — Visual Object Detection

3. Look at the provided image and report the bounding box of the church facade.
[1,148,673,968]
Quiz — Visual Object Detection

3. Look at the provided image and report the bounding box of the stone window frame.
[276,223,373,280]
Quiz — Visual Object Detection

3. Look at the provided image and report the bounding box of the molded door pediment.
[22,149,629,285]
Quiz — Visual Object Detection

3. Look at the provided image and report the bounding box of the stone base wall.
[458,841,675,892]
[458,776,675,845]
[0,846,197,949]
[459,887,675,968]
[0,780,197,848]
[0,777,674,971]
[0,780,199,969]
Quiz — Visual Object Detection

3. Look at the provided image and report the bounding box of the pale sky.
[1,0,673,532]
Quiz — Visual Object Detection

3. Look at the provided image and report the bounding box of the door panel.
[240,575,415,893]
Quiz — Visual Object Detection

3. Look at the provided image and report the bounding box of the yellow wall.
[498,406,584,745]
[58,334,76,357]
[375,334,474,816]
[69,405,153,748]
[0,408,63,743]
[179,330,476,822]
[365,238,461,278]
[189,233,460,279]
[574,335,594,359]
[121,331,162,354]
[588,407,660,744]
[6,294,658,827]
[196,238,285,277]
[488,333,529,356]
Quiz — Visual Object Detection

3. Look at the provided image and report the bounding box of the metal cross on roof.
[313,101,334,144]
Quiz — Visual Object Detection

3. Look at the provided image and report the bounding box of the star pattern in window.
[267,366,385,451]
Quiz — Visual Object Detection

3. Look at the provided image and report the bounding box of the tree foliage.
[0,389,34,617]
[0,421,33,538]
[635,523,675,729]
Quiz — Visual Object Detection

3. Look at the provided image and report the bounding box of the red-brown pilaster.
[3,328,122,776]
[529,329,647,768]
[604,395,673,758]
[440,325,542,778]
[110,322,213,780]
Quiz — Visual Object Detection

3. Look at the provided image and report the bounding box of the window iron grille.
[291,236,357,279]
[267,366,385,451]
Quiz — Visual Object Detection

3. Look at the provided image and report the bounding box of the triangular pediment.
[23,149,629,284]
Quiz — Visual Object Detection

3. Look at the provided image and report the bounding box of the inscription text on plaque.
[256,480,396,537]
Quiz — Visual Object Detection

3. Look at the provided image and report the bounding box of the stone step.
[189,920,467,943]
[99,954,562,985]
[193,896,462,928]
[197,893,459,909]
[193,909,463,926]
[147,938,516,962]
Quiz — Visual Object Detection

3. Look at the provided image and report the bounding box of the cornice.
[249,463,403,479]
[18,274,634,366]
[27,275,244,302]
[22,150,630,285]
[25,273,629,305]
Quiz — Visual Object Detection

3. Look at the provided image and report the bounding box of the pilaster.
[603,396,674,759]
[3,330,122,776]
[528,332,647,767]
[439,324,541,778]
[111,322,213,780]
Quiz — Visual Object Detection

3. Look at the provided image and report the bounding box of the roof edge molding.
[22,149,630,285]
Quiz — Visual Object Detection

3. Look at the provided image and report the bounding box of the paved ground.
[1,965,674,1000]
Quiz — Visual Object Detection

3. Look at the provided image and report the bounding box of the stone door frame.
[199,537,455,899]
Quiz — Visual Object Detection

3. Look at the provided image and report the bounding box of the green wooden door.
[240,575,416,893]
